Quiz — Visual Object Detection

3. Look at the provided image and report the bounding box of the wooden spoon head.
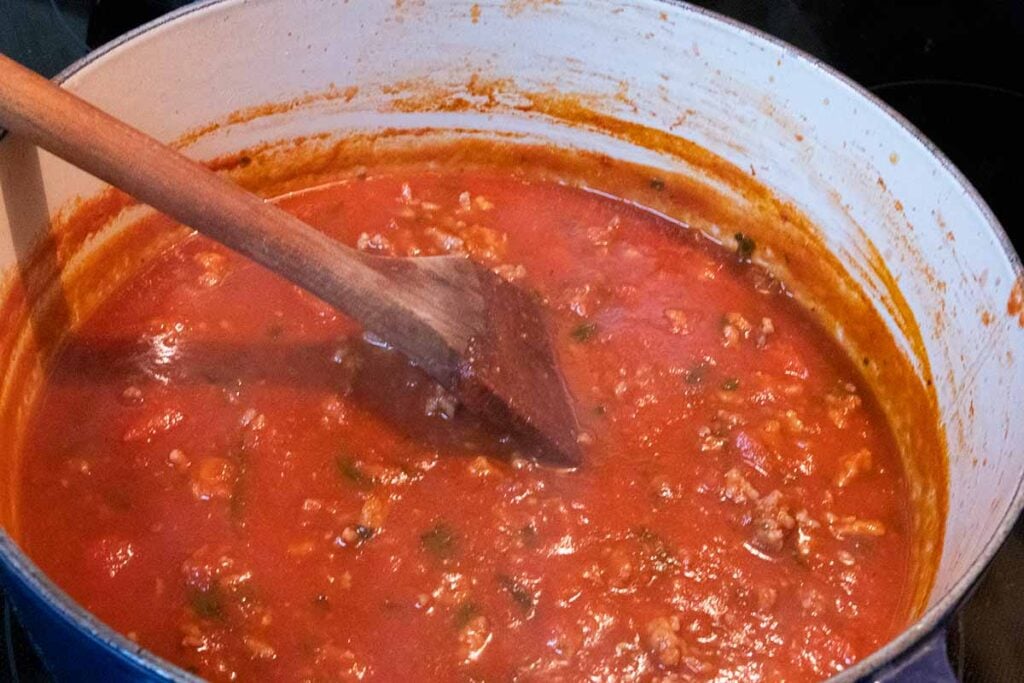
[364,254,582,467]
[455,264,583,468]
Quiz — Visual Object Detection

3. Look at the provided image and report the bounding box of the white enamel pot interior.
[0,1,1022,681]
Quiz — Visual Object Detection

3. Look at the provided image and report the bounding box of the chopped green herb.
[497,574,535,614]
[721,378,740,391]
[421,522,457,559]
[735,232,756,261]
[453,600,480,628]
[649,177,666,191]
[336,456,374,490]
[570,321,598,343]
[188,587,224,620]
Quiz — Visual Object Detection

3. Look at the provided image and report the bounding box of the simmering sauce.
[20,164,913,681]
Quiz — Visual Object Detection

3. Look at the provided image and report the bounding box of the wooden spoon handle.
[0,55,583,465]
[0,52,394,323]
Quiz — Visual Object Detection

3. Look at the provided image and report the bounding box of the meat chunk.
[424,227,466,254]
[492,263,527,282]
[721,312,752,348]
[723,468,760,504]
[309,644,370,680]
[356,232,394,254]
[457,615,492,663]
[242,635,277,660]
[92,537,136,579]
[238,409,267,450]
[359,493,390,531]
[646,616,683,668]
[190,457,236,501]
[750,490,795,553]
[425,385,458,420]
[193,251,229,288]
[756,586,778,611]
[467,456,500,478]
[462,224,507,264]
[725,312,752,333]
[168,448,190,471]
[835,448,873,488]
[320,394,349,427]
[698,411,745,453]
[663,308,690,335]
[561,283,598,318]
[782,409,806,433]
[122,407,184,443]
[793,509,821,561]
[120,385,145,406]
[697,426,726,452]
[799,585,828,616]
[827,514,886,539]
[755,317,775,349]
[825,385,862,429]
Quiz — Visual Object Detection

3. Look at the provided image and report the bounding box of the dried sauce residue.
[1008,276,1024,327]
[504,0,561,17]
[174,84,359,148]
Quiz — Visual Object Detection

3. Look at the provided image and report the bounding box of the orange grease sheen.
[20,170,912,681]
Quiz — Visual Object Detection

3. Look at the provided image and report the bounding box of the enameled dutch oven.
[1,1,1022,680]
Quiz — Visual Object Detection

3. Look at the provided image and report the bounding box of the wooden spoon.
[0,53,581,466]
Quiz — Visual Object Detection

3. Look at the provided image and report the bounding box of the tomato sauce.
[19,165,913,681]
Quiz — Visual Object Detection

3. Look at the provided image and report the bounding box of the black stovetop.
[1,1,1022,680]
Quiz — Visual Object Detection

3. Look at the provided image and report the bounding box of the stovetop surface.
[1,1,1022,680]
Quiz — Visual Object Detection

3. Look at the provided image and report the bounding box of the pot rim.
[0,0,1020,680]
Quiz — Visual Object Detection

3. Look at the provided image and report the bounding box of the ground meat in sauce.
[18,164,912,682]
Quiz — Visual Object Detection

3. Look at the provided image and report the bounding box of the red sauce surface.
[20,169,912,681]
